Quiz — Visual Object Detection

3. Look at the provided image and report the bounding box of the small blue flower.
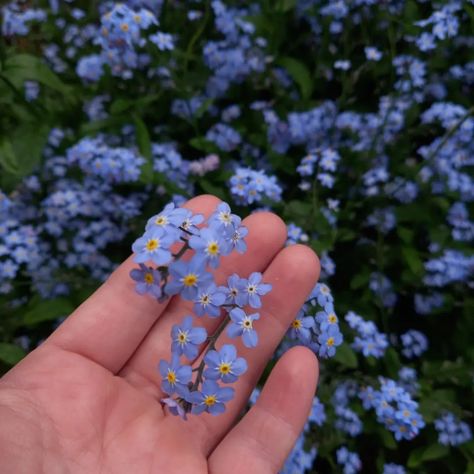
[383,463,406,474]
[208,202,240,234]
[435,412,472,446]
[289,310,315,344]
[145,203,189,238]
[228,308,260,348]
[150,31,175,51]
[401,330,428,358]
[194,283,226,317]
[129,263,162,298]
[336,446,361,473]
[318,325,343,358]
[222,273,246,305]
[159,354,192,396]
[365,46,382,61]
[311,283,334,306]
[316,306,339,331]
[189,380,235,415]
[180,211,205,235]
[166,255,213,300]
[309,397,326,426]
[229,222,248,253]
[132,227,174,265]
[171,315,207,359]
[161,396,188,420]
[236,272,272,308]
[204,344,247,383]
[189,227,231,268]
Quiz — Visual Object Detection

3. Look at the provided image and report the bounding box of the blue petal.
[220,344,237,360]
[227,323,242,339]
[218,386,235,402]
[243,330,258,348]
[232,357,248,375]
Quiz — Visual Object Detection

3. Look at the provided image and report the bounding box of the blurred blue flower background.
[0,0,473,472]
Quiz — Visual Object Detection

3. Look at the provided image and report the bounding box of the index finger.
[44,195,221,373]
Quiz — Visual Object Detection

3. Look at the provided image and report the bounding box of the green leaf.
[333,343,358,368]
[0,136,19,174]
[194,98,214,119]
[3,54,71,96]
[23,298,74,325]
[199,178,226,200]
[466,4,474,23]
[284,200,312,218]
[350,271,369,290]
[189,137,219,154]
[11,122,50,177]
[0,343,27,366]
[384,347,401,377]
[401,246,423,275]
[408,444,450,468]
[133,115,153,183]
[110,98,134,115]
[397,227,414,244]
[134,116,151,159]
[380,428,397,450]
[276,57,313,100]
[274,0,298,12]
[0,123,51,180]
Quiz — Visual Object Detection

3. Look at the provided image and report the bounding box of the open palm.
[0,195,320,474]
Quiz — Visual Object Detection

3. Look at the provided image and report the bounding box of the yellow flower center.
[177,331,188,344]
[207,242,219,256]
[219,363,231,374]
[329,313,337,323]
[326,337,335,347]
[155,215,167,226]
[292,319,302,329]
[120,23,129,32]
[183,273,197,286]
[102,27,109,36]
[220,212,231,223]
[134,14,141,23]
[146,238,160,251]
[166,370,176,384]
[204,395,217,406]
[144,273,154,284]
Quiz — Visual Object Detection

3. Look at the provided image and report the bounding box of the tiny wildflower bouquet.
[1,0,473,472]
[130,201,271,418]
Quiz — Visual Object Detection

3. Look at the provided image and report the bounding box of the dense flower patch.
[0,0,473,472]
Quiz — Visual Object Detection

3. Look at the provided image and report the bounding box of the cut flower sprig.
[130,201,271,418]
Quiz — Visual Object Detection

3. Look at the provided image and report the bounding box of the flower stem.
[191,314,230,391]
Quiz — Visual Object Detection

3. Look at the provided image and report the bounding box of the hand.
[0,195,320,474]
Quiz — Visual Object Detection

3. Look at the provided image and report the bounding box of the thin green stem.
[182,0,211,74]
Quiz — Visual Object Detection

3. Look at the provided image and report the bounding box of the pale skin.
[0,195,320,474]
